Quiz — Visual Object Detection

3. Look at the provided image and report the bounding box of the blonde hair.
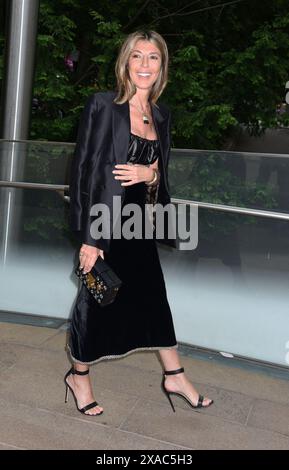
[114,30,169,105]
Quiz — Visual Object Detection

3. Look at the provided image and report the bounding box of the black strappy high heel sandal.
[64,367,103,416]
[161,367,214,412]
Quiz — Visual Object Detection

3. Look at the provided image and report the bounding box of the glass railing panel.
[159,208,289,366]
[1,140,289,366]
[0,140,73,184]
[170,149,289,213]
[0,186,78,317]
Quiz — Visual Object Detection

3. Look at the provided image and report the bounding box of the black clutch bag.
[75,257,122,307]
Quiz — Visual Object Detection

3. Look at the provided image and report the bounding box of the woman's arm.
[69,94,104,273]
[112,160,158,186]
[69,94,98,231]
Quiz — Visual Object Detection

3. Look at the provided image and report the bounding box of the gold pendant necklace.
[129,101,150,125]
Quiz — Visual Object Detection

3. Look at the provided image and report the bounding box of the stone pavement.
[0,321,288,450]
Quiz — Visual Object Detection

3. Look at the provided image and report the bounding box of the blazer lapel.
[112,100,167,166]
[151,103,167,167]
[112,100,130,165]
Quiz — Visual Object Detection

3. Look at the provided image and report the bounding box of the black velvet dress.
[68,132,178,365]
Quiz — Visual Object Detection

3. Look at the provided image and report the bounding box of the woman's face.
[128,39,161,91]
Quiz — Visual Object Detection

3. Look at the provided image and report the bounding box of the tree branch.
[150,0,248,25]
[123,0,153,30]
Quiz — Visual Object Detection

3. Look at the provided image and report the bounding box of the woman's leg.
[159,348,213,407]
[66,363,103,415]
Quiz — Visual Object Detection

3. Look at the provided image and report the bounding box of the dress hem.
[66,343,178,366]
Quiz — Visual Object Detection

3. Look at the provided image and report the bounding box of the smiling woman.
[126,39,163,134]
[66,30,214,417]
[114,31,169,109]
[129,45,161,86]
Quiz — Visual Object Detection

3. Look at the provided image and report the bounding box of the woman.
[65,30,213,416]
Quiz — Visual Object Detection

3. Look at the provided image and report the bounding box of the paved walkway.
[0,321,288,450]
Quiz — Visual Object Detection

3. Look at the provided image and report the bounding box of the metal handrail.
[0,138,75,146]
[170,197,289,221]
[170,148,289,159]
[1,180,289,220]
[0,181,69,191]
[1,139,289,158]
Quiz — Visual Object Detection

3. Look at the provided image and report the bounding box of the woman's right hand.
[79,244,104,274]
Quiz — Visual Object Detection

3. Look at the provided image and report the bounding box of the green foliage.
[28,1,124,141]
[169,152,278,238]
[0,0,288,241]
[1,0,288,146]
[216,12,289,136]
[164,0,289,147]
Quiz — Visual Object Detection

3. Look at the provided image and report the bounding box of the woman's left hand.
[112,164,154,186]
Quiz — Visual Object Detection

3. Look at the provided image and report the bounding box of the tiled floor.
[0,322,288,450]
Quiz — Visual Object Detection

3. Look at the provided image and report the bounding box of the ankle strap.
[71,368,89,376]
[163,367,184,376]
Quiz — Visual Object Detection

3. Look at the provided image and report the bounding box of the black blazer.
[69,90,176,253]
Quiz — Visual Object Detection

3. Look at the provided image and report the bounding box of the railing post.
[0,0,40,264]
[1,0,39,140]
